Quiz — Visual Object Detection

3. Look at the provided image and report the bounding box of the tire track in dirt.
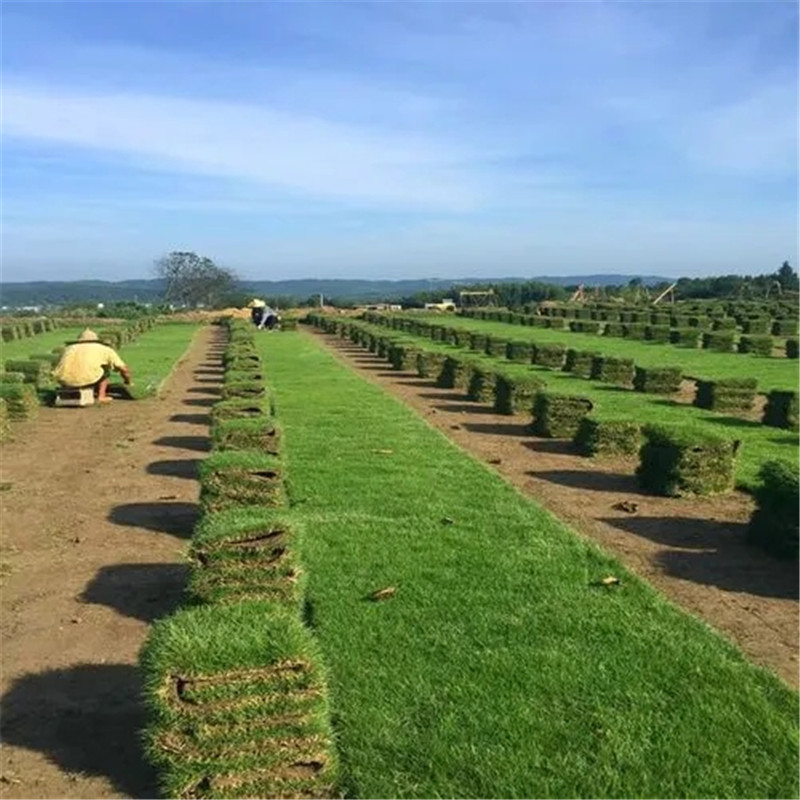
[0,325,224,799]
[313,330,799,689]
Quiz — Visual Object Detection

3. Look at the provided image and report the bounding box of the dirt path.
[315,331,799,688]
[0,325,224,799]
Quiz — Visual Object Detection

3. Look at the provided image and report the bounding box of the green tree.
[154,251,237,308]
[776,261,799,292]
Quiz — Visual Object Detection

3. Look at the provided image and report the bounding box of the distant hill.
[0,274,670,307]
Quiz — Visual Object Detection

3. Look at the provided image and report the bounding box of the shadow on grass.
[700,415,764,431]
[109,501,198,537]
[146,459,199,479]
[79,563,189,622]
[600,516,798,599]
[170,413,210,425]
[591,384,635,393]
[1,664,158,798]
[528,468,637,493]
[152,435,211,453]
[462,421,532,437]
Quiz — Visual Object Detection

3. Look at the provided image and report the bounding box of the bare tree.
[154,251,237,308]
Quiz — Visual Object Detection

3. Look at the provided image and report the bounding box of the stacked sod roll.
[694,378,758,413]
[140,318,339,799]
[762,391,799,431]
[746,461,799,560]
[532,392,594,438]
[636,424,741,497]
[573,418,641,457]
[493,373,546,415]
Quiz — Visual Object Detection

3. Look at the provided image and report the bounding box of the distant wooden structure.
[458,290,497,308]
[652,282,677,305]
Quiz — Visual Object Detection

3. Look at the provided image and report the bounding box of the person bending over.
[52,328,133,403]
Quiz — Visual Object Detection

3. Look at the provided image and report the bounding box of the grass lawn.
[338,320,798,492]
[257,331,798,800]
[110,323,199,397]
[408,314,799,392]
[1,326,88,363]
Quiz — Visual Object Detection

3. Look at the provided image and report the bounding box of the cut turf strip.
[255,329,798,800]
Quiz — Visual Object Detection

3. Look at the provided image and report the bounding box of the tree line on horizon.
[1,250,797,312]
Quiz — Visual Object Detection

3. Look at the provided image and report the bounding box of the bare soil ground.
[0,326,224,799]
[315,331,799,689]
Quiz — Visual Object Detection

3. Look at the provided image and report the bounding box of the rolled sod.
[532,392,594,438]
[140,602,338,799]
[4,359,49,384]
[415,351,447,380]
[493,374,546,415]
[198,450,287,512]
[564,349,599,378]
[220,381,267,401]
[746,461,799,560]
[574,418,642,457]
[438,356,478,390]
[534,343,566,369]
[389,344,421,371]
[762,391,799,431]
[590,356,635,387]
[694,379,758,413]
[637,424,740,497]
[0,383,39,419]
[467,367,499,403]
[633,366,683,394]
[211,417,282,454]
[0,398,10,441]
[223,368,265,384]
[210,396,272,424]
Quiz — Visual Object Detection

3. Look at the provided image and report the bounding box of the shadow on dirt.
[169,413,210,425]
[182,397,216,408]
[152,435,211,453]
[1,664,158,798]
[600,516,798,599]
[523,438,578,455]
[146,459,199,479]
[528,468,638,493]
[108,501,198,538]
[185,386,222,396]
[462,421,532,437]
[79,563,189,622]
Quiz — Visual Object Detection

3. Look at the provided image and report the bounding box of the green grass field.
[338,319,797,492]
[0,326,88,362]
[109,323,199,397]
[408,314,799,392]
[256,331,798,799]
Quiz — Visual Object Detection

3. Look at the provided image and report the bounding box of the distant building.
[423,299,456,312]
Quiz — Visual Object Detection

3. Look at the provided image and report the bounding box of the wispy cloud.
[3,81,486,211]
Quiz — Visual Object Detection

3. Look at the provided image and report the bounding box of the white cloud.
[2,81,483,211]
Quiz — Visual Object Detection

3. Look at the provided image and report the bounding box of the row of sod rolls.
[1,316,62,342]
[350,312,785,426]
[140,318,339,799]
[460,302,798,357]
[307,315,797,558]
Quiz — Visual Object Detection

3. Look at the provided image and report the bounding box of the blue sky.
[2,1,798,282]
